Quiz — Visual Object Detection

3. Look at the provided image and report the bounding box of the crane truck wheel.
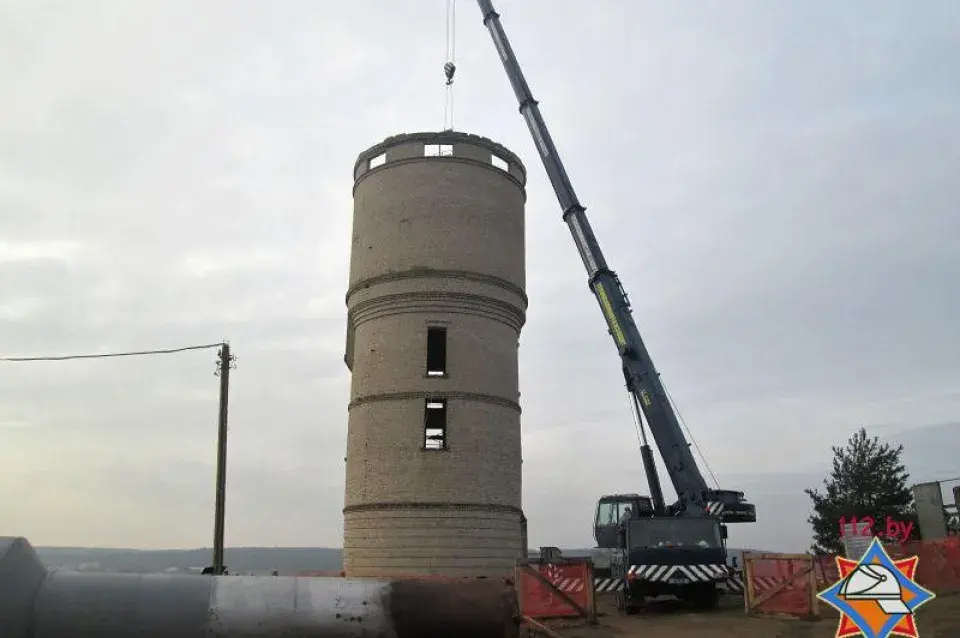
[615,589,641,615]
[615,590,631,615]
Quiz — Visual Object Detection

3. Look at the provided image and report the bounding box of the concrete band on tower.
[343,131,527,578]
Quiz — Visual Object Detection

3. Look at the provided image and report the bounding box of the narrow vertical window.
[424,399,447,450]
[426,326,447,377]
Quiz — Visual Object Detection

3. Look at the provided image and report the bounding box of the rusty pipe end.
[386,577,520,638]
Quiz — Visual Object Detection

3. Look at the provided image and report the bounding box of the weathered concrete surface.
[343,131,527,577]
[914,481,948,540]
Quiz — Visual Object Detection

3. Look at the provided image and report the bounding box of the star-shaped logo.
[817,537,936,638]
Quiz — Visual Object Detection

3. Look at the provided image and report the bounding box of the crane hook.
[444,61,456,85]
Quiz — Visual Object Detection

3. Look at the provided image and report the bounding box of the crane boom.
[476,0,755,522]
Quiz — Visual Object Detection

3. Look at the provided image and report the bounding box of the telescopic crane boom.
[476,0,755,524]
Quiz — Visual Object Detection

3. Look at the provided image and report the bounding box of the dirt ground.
[528,592,960,638]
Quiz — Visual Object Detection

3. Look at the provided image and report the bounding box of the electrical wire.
[663,382,721,489]
[0,342,224,362]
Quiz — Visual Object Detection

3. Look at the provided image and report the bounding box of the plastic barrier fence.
[721,571,781,595]
[742,552,820,620]
[816,536,960,594]
[735,538,960,611]
[515,559,596,621]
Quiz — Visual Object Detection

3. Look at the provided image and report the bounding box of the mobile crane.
[475,0,757,611]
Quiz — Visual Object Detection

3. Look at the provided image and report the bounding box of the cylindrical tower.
[343,131,527,578]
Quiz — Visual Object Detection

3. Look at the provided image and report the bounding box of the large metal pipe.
[0,537,520,638]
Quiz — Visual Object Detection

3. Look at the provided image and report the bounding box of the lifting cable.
[663,383,721,490]
[443,0,457,131]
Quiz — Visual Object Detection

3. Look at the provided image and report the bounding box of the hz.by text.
[839,515,915,545]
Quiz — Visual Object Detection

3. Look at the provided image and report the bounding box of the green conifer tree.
[805,427,918,554]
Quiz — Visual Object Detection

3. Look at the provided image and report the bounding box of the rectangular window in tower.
[491,154,509,171]
[424,144,453,157]
[426,327,447,377]
[424,399,447,450]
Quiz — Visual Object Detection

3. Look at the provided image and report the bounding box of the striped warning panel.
[627,563,730,582]
[541,565,586,594]
[704,501,724,516]
[547,577,586,593]
[720,575,744,593]
[753,576,797,591]
[540,565,626,594]
[543,575,636,593]
[539,567,765,594]
[591,574,760,594]
[593,577,625,593]
[719,575,785,595]
[550,574,744,594]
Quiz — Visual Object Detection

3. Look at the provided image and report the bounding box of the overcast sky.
[2,1,958,553]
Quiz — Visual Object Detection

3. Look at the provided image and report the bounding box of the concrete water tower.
[343,131,527,578]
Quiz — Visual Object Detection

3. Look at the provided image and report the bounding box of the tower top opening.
[353,131,526,186]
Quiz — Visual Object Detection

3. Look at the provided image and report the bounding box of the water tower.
[343,131,527,577]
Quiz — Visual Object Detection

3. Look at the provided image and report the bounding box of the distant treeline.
[36,545,758,574]
[36,546,343,574]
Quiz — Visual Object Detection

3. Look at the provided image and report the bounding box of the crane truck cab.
[594,494,654,549]
[611,516,729,614]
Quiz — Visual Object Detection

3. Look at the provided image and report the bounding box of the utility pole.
[211,341,235,575]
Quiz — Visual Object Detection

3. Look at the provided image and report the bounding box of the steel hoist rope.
[443,0,457,130]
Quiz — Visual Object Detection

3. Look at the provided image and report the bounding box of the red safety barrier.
[743,552,819,620]
[515,559,596,621]
[814,555,840,588]
[815,536,960,594]
[888,536,960,593]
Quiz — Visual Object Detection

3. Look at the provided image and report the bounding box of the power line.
[0,342,224,362]
[2,339,236,575]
